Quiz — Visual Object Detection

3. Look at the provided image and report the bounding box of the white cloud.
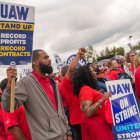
[1,0,140,78]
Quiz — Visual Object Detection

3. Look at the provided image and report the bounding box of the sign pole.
[10,77,15,112]
[10,61,16,113]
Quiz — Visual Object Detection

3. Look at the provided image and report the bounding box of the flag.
[54,54,64,69]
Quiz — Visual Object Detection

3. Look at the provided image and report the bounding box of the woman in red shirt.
[134,54,140,101]
[72,65,114,140]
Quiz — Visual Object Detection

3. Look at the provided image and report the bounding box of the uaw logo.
[66,54,86,67]
[10,61,16,68]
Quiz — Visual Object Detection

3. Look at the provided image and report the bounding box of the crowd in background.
[0,48,140,140]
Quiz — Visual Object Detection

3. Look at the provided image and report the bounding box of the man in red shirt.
[2,105,32,140]
[2,49,72,140]
[59,48,86,140]
[0,78,31,140]
[0,87,7,140]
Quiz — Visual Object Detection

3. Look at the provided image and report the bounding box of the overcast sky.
[1,0,140,79]
[3,0,140,55]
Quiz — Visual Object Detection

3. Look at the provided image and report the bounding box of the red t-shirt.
[80,85,113,124]
[135,66,140,101]
[107,68,124,80]
[0,104,7,140]
[105,99,113,125]
[32,71,58,111]
[2,105,32,140]
[59,76,82,125]
[79,86,113,140]
[80,85,104,115]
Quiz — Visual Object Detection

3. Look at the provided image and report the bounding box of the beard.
[39,63,53,74]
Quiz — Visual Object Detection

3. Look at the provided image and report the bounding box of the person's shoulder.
[81,85,93,91]
[80,86,95,100]
[110,69,119,73]
[19,74,35,82]
[82,85,101,94]
[61,75,72,86]
[64,75,72,84]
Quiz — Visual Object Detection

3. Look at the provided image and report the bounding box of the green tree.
[116,47,125,56]
[96,46,125,61]
[111,46,117,55]
[133,42,140,50]
[105,47,112,56]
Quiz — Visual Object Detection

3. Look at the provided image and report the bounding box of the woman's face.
[105,67,110,74]
[111,60,118,68]
[129,51,135,63]
[89,66,97,80]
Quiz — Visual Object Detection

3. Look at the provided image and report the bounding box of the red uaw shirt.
[59,76,82,125]
[0,104,7,140]
[2,105,31,140]
[79,85,113,140]
[135,65,140,101]
[32,71,58,111]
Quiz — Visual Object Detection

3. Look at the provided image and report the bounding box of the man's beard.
[39,63,53,74]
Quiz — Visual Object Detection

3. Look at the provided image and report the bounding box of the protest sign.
[0,2,35,112]
[66,54,86,67]
[54,54,64,70]
[0,2,35,67]
[106,79,140,140]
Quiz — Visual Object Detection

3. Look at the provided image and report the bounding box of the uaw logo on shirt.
[66,54,87,67]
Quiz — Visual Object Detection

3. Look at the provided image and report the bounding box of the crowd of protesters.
[0,48,140,140]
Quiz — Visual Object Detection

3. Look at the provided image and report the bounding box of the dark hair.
[72,65,97,97]
[32,49,43,61]
[32,49,43,68]
[61,65,69,77]
[0,78,8,91]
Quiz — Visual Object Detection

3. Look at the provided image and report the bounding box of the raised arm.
[2,67,17,112]
[2,67,27,112]
[66,48,86,81]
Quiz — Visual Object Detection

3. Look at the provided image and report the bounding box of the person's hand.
[67,135,73,140]
[0,88,2,95]
[78,48,86,58]
[102,92,112,100]
[6,67,17,88]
